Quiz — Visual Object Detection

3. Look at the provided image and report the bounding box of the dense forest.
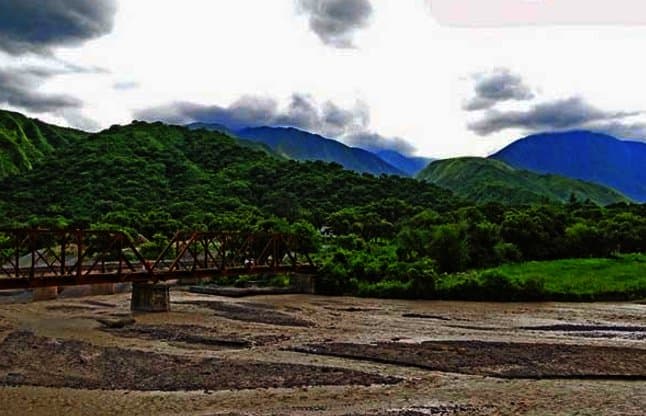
[1,110,645,300]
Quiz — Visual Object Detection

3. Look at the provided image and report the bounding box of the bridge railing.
[152,231,314,273]
[0,229,149,280]
[0,228,316,289]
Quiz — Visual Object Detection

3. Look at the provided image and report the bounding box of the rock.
[5,372,25,384]
[97,316,136,329]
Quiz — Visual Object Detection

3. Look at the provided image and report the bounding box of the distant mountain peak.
[491,130,646,202]
[234,126,405,176]
[372,149,434,176]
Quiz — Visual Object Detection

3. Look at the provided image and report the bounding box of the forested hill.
[417,157,629,205]
[0,110,86,177]
[0,118,459,236]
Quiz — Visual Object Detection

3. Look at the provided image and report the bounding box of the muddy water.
[0,291,644,415]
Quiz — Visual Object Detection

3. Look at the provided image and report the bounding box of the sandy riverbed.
[0,290,644,415]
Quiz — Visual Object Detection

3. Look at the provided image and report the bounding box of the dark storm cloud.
[343,132,417,155]
[468,96,640,136]
[0,67,82,113]
[136,94,370,137]
[0,0,117,55]
[296,0,373,48]
[464,68,534,111]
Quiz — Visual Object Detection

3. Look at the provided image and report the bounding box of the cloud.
[0,67,82,113]
[0,0,117,55]
[296,0,373,48]
[113,81,140,91]
[136,94,370,138]
[136,93,418,154]
[584,121,646,141]
[427,0,646,27]
[464,68,534,111]
[342,132,417,155]
[58,108,102,132]
[0,65,101,130]
[137,96,278,131]
[468,96,640,136]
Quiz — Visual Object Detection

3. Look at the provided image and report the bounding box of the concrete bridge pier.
[130,282,170,312]
[291,274,316,294]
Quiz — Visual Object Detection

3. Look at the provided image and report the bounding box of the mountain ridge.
[235,126,405,176]
[374,149,433,176]
[490,130,646,202]
[0,112,458,232]
[0,110,86,178]
[417,156,629,205]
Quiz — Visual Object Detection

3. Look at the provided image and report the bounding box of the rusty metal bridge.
[0,229,317,291]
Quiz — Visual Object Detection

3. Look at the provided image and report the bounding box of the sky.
[2,0,646,158]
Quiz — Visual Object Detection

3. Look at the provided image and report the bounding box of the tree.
[428,223,470,273]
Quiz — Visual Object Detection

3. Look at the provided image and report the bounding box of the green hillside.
[0,110,86,177]
[0,119,458,235]
[417,157,629,205]
[1,110,646,302]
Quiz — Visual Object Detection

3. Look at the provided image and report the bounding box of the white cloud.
[5,0,646,157]
[426,0,646,27]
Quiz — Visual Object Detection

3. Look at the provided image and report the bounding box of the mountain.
[234,126,404,176]
[490,131,646,202]
[373,149,433,176]
[0,109,85,177]
[417,157,629,205]
[186,122,233,135]
[186,122,279,157]
[0,114,457,233]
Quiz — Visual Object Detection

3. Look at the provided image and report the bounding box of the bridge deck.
[0,265,318,290]
[0,229,318,291]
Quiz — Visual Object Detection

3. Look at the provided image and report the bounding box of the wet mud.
[104,323,289,349]
[0,294,645,415]
[176,300,314,327]
[294,340,646,379]
[0,331,398,391]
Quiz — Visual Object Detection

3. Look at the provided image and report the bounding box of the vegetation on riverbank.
[1,111,645,302]
[455,254,646,301]
[340,255,646,302]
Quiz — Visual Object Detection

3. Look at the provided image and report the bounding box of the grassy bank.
[458,254,646,301]
[353,254,646,302]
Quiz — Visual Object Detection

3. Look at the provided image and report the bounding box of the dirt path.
[0,292,644,415]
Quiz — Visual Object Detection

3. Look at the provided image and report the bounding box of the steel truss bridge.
[0,229,317,290]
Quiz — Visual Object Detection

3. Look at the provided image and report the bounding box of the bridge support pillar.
[32,287,59,302]
[91,283,116,296]
[291,274,316,294]
[130,283,170,312]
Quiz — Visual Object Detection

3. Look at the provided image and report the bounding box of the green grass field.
[437,254,646,301]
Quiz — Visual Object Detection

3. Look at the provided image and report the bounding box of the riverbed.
[0,291,644,415]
